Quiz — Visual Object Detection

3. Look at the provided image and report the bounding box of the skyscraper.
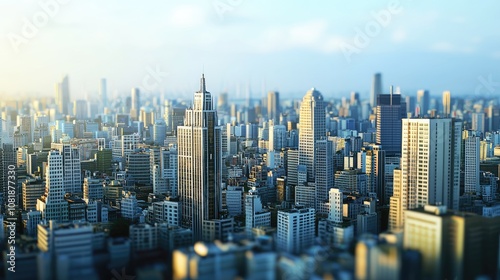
[99,78,107,107]
[130,88,140,120]
[267,91,280,123]
[55,75,70,115]
[178,74,222,241]
[375,91,406,156]
[442,91,451,117]
[370,73,382,108]
[416,90,430,116]
[389,118,462,230]
[471,113,485,134]
[298,88,326,182]
[37,150,68,222]
[464,131,480,194]
[51,143,82,194]
[314,139,334,214]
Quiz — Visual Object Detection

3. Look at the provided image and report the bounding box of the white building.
[85,199,108,223]
[148,198,181,226]
[389,118,462,230]
[269,124,287,151]
[245,188,271,237]
[298,88,326,183]
[83,177,103,200]
[51,143,82,194]
[37,221,96,279]
[277,206,315,254]
[37,150,68,222]
[121,191,138,219]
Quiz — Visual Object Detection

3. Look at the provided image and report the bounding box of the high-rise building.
[130,88,140,120]
[375,91,406,156]
[36,150,69,222]
[267,91,280,123]
[99,78,107,108]
[389,118,462,230]
[315,139,334,214]
[442,91,451,117]
[178,75,222,241]
[153,120,167,145]
[358,144,386,204]
[73,100,88,120]
[471,112,485,134]
[370,73,382,108]
[51,143,82,194]
[404,205,500,280]
[269,124,287,151]
[298,88,326,182]
[464,131,480,194]
[277,206,315,254]
[55,75,70,115]
[416,90,430,116]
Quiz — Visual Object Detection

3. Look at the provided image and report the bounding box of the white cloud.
[169,4,206,28]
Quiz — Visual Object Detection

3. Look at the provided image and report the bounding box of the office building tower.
[73,100,88,119]
[405,95,415,118]
[298,88,326,182]
[267,91,280,123]
[277,206,315,254]
[130,88,140,120]
[129,223,159,252]
[370,73,382,108]
[416,90,430,116]
[36,150,68,222]
[335,169,367,195]
[217,92,229,112]
[442,91,451,117]
[315,139,334,214]
[356,199,378,236]
[464,131,480,194]
[328,188,343,223]
[55,75,70,115]
[0,144,15,212]
[389,118,462,230]
[22,178,46,211]
[99,78,107,107]
[178,75,222,241]
[376,91,406,156]
[269,124,287,151]
[51,143,82,194]
[471,112,485,134]
[153,120,167,145]
[358,145,386,204]
[37,221,96,279]
[83,177,103,200]
[17,115,33,143]
[404,205,500,280]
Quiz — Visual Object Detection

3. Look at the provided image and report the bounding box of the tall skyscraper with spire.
[298,88,326,183]
[376,88,406,156]
[55,75,70,115]
[178,74,222,241]
[370,73,382,108]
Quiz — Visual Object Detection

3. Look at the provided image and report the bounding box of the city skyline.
[1,1,500,99]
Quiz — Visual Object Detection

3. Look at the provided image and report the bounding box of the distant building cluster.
[1,73,500,279]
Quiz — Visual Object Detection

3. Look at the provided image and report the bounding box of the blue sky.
[1,0,499,101]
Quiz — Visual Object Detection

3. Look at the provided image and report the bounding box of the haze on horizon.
[1,0,499,101]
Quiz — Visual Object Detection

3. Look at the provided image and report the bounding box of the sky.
[1,0,499,101]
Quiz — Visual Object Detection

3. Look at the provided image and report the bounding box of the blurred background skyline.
[1,0,499,100]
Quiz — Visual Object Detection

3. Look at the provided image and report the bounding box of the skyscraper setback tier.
[177,74,222,241]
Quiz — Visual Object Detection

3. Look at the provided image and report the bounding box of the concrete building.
[277,206,315,254]
[245,188,271,237]
[389,118,462,230]
[37,150,68,222]
[178,75,222,241]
